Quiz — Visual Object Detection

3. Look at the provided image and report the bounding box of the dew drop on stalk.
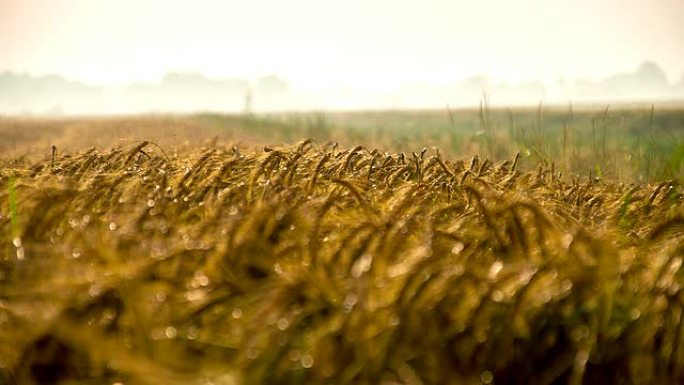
[343,293,358,312]
[480,370,494,384]
[186,326,198,340]
[288,349,301,362]
[351,253,373,277]
[277,317,290,331]
[232,307,243,319]
[192,271,210,287]
[89,284,102,297]
[560,279,573,293]
[165,326,177,339]
[451,242,464,254]
[561,234,573,248]
[488,260,503,280]
[273,263,283,275]
[300,354,314,368]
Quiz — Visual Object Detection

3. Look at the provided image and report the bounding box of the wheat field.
[1,114,684,384]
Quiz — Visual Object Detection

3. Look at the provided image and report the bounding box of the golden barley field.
[1,112,684,384]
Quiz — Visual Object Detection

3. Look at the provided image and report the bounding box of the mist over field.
[1,61,684,115]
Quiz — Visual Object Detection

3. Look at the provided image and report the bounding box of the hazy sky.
[2,0,683,91]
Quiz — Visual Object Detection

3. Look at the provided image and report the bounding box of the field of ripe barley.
[1,113,684,384]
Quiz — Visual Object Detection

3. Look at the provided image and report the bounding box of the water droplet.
[147,199,155,207]
[72,248,82,258]
[562,234,573,248]
[343,293,358,312]
[300,354,314,368]
[89,284,102,297]
[273,263,283,275]
[561,279,573,293]
[184,290,206,302]
[186,326,198,340]
[155,291,167,302]
[492,290,504,302]
[16,247,25,260]
[451,242,464,254]
[388,313,400,326]
[288,349,301,362]
[277,317,290,331]
[480,370,494,384]
[351,253,373,278]
[232,307,243,319]
[192,271,210,287]
[165,326,177,339]
[488,260,503,280]
[12,237,22,248]
[630,308,641,320]
[109,222,118,231]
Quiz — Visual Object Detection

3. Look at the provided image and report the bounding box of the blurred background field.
[3,105,684,181]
